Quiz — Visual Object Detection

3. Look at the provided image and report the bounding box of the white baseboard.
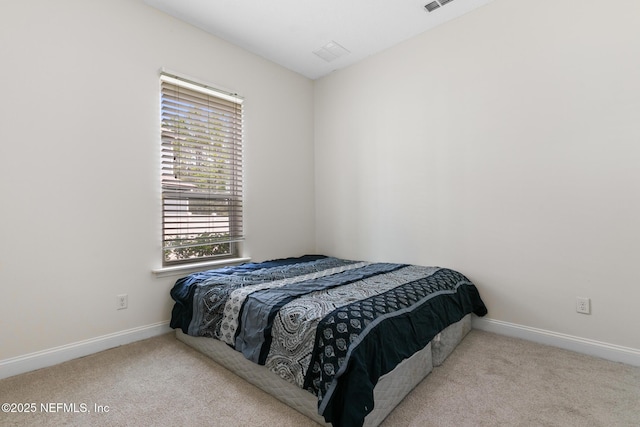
[0,321,172,380]
[472,317,640,367]
[3,318,638,380]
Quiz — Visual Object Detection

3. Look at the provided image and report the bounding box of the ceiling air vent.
[424,1,440,12]
[313,41,350,63]
[425,0,454,12]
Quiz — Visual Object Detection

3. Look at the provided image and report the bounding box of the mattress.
[176,314,472,426]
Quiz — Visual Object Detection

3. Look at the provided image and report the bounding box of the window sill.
[151,257,251,279]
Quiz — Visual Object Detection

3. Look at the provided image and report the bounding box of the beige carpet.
[1,330,639,426]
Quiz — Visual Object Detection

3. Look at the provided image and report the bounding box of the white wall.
[315,0,640,350]
[0,0,316,361]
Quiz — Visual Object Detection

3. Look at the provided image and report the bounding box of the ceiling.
[144,0,494,80]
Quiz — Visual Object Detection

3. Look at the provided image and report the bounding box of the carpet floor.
[1,330,639,426]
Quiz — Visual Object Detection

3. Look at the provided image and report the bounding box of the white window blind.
[160,73,244,265]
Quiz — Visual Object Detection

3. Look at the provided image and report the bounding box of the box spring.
[176,314,471,426]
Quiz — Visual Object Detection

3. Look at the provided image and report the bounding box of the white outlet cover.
[117,294,128,310]
[576,297,590,314]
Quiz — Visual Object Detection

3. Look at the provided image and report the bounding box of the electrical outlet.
[576,297,590,314]
[117,294,128,310]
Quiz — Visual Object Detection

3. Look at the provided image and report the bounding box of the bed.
[170,255,487,426]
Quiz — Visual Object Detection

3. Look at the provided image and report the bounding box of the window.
[160,73,244,265]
